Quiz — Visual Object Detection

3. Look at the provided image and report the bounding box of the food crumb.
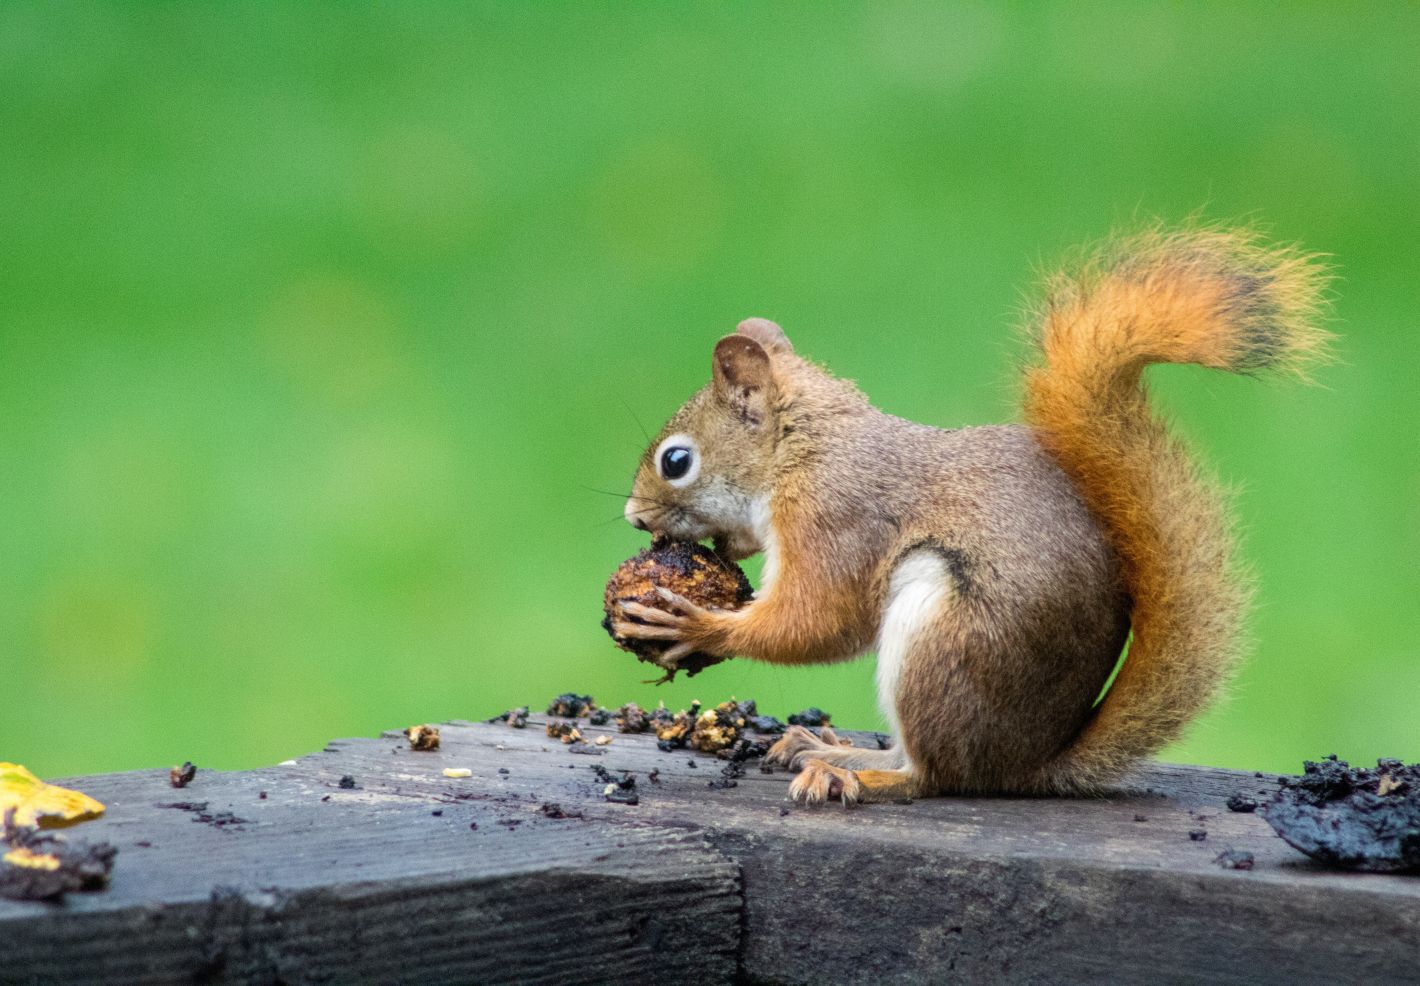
[616,703,651,733]
[540,802,584,820]
[405,725,441,751]
[491,707,529,729]
[1226,793,1258,813]
[0,821,117,902]
[654,702,698,751]
[546,693,597,718]
[690,701,746,754]
[443,768,473,779]
[546,720,584,744]
[592,765,639,805]
[169,762,197,789]
[594,735,613,746]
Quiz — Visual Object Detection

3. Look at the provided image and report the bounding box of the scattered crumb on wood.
[405,725,441,751]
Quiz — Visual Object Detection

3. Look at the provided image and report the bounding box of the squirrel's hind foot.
[765,724,853,771]
[789,759,863,806]
[789,761,927,806]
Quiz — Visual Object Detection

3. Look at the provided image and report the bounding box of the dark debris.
[787,707,831,727]
[615,703,651,733]
[490,707,529,729]
[0,816,117,902]
[1226,793,1259,813]
[156,801,252,831]
[539,802,584,820]
[546,693,597,718]
[1261,755,1420,872]
[591,765,639,805]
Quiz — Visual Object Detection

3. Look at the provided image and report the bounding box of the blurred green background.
[2,3,1416,780]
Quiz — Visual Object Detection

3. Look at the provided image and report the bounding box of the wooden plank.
[0,738,740,986]
[3,714,1417,985]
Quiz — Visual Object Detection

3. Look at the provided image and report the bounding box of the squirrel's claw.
[659,641,699,667]
[651,586,715,618]
[788,759,862,807]
[609,619,684,641]
[617,600,688,628]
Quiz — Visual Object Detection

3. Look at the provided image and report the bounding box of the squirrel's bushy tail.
[1022,227,1330,794]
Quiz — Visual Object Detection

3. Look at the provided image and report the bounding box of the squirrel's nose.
[625,497,651,531]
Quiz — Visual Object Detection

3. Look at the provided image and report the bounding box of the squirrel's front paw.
[789,759,862,807]
[610,588,735,667]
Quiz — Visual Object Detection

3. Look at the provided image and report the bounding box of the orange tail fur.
[1022,228,1331,793]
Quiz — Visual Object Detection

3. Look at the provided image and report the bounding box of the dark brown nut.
[602,539,753,682]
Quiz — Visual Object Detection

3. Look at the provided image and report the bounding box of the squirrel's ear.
[712,334,775,428]
[736,317,793,354]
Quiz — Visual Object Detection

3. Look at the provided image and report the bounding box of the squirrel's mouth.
[625,497,763,562]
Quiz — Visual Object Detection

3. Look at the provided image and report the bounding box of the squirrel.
[610,227,1330,803]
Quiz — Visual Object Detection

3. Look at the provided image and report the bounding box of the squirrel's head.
[624,318,791,561]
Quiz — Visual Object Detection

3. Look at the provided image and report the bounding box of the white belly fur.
[875,551,951,766]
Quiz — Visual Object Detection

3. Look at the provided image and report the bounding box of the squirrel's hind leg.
[789,547,959,806]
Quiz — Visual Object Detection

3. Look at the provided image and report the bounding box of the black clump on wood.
[787,708,831,727]
[547,694,596,718]
[591,765,639,805]
[1226,793,1259,813]
[490,707,529,729]
[0,817,117,902]
[1261,755,1420,872]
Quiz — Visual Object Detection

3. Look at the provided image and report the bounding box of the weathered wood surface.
[3,713,1417,985]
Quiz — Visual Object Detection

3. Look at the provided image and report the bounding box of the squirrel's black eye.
[660,446,693,481]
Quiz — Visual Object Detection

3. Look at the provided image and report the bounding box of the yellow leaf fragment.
[1377,774,1403,796]
[2,846,61,871]
[442,768,472,779]
[0,763,106,829]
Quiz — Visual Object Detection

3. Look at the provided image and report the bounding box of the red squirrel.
[609,228,1329,803]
